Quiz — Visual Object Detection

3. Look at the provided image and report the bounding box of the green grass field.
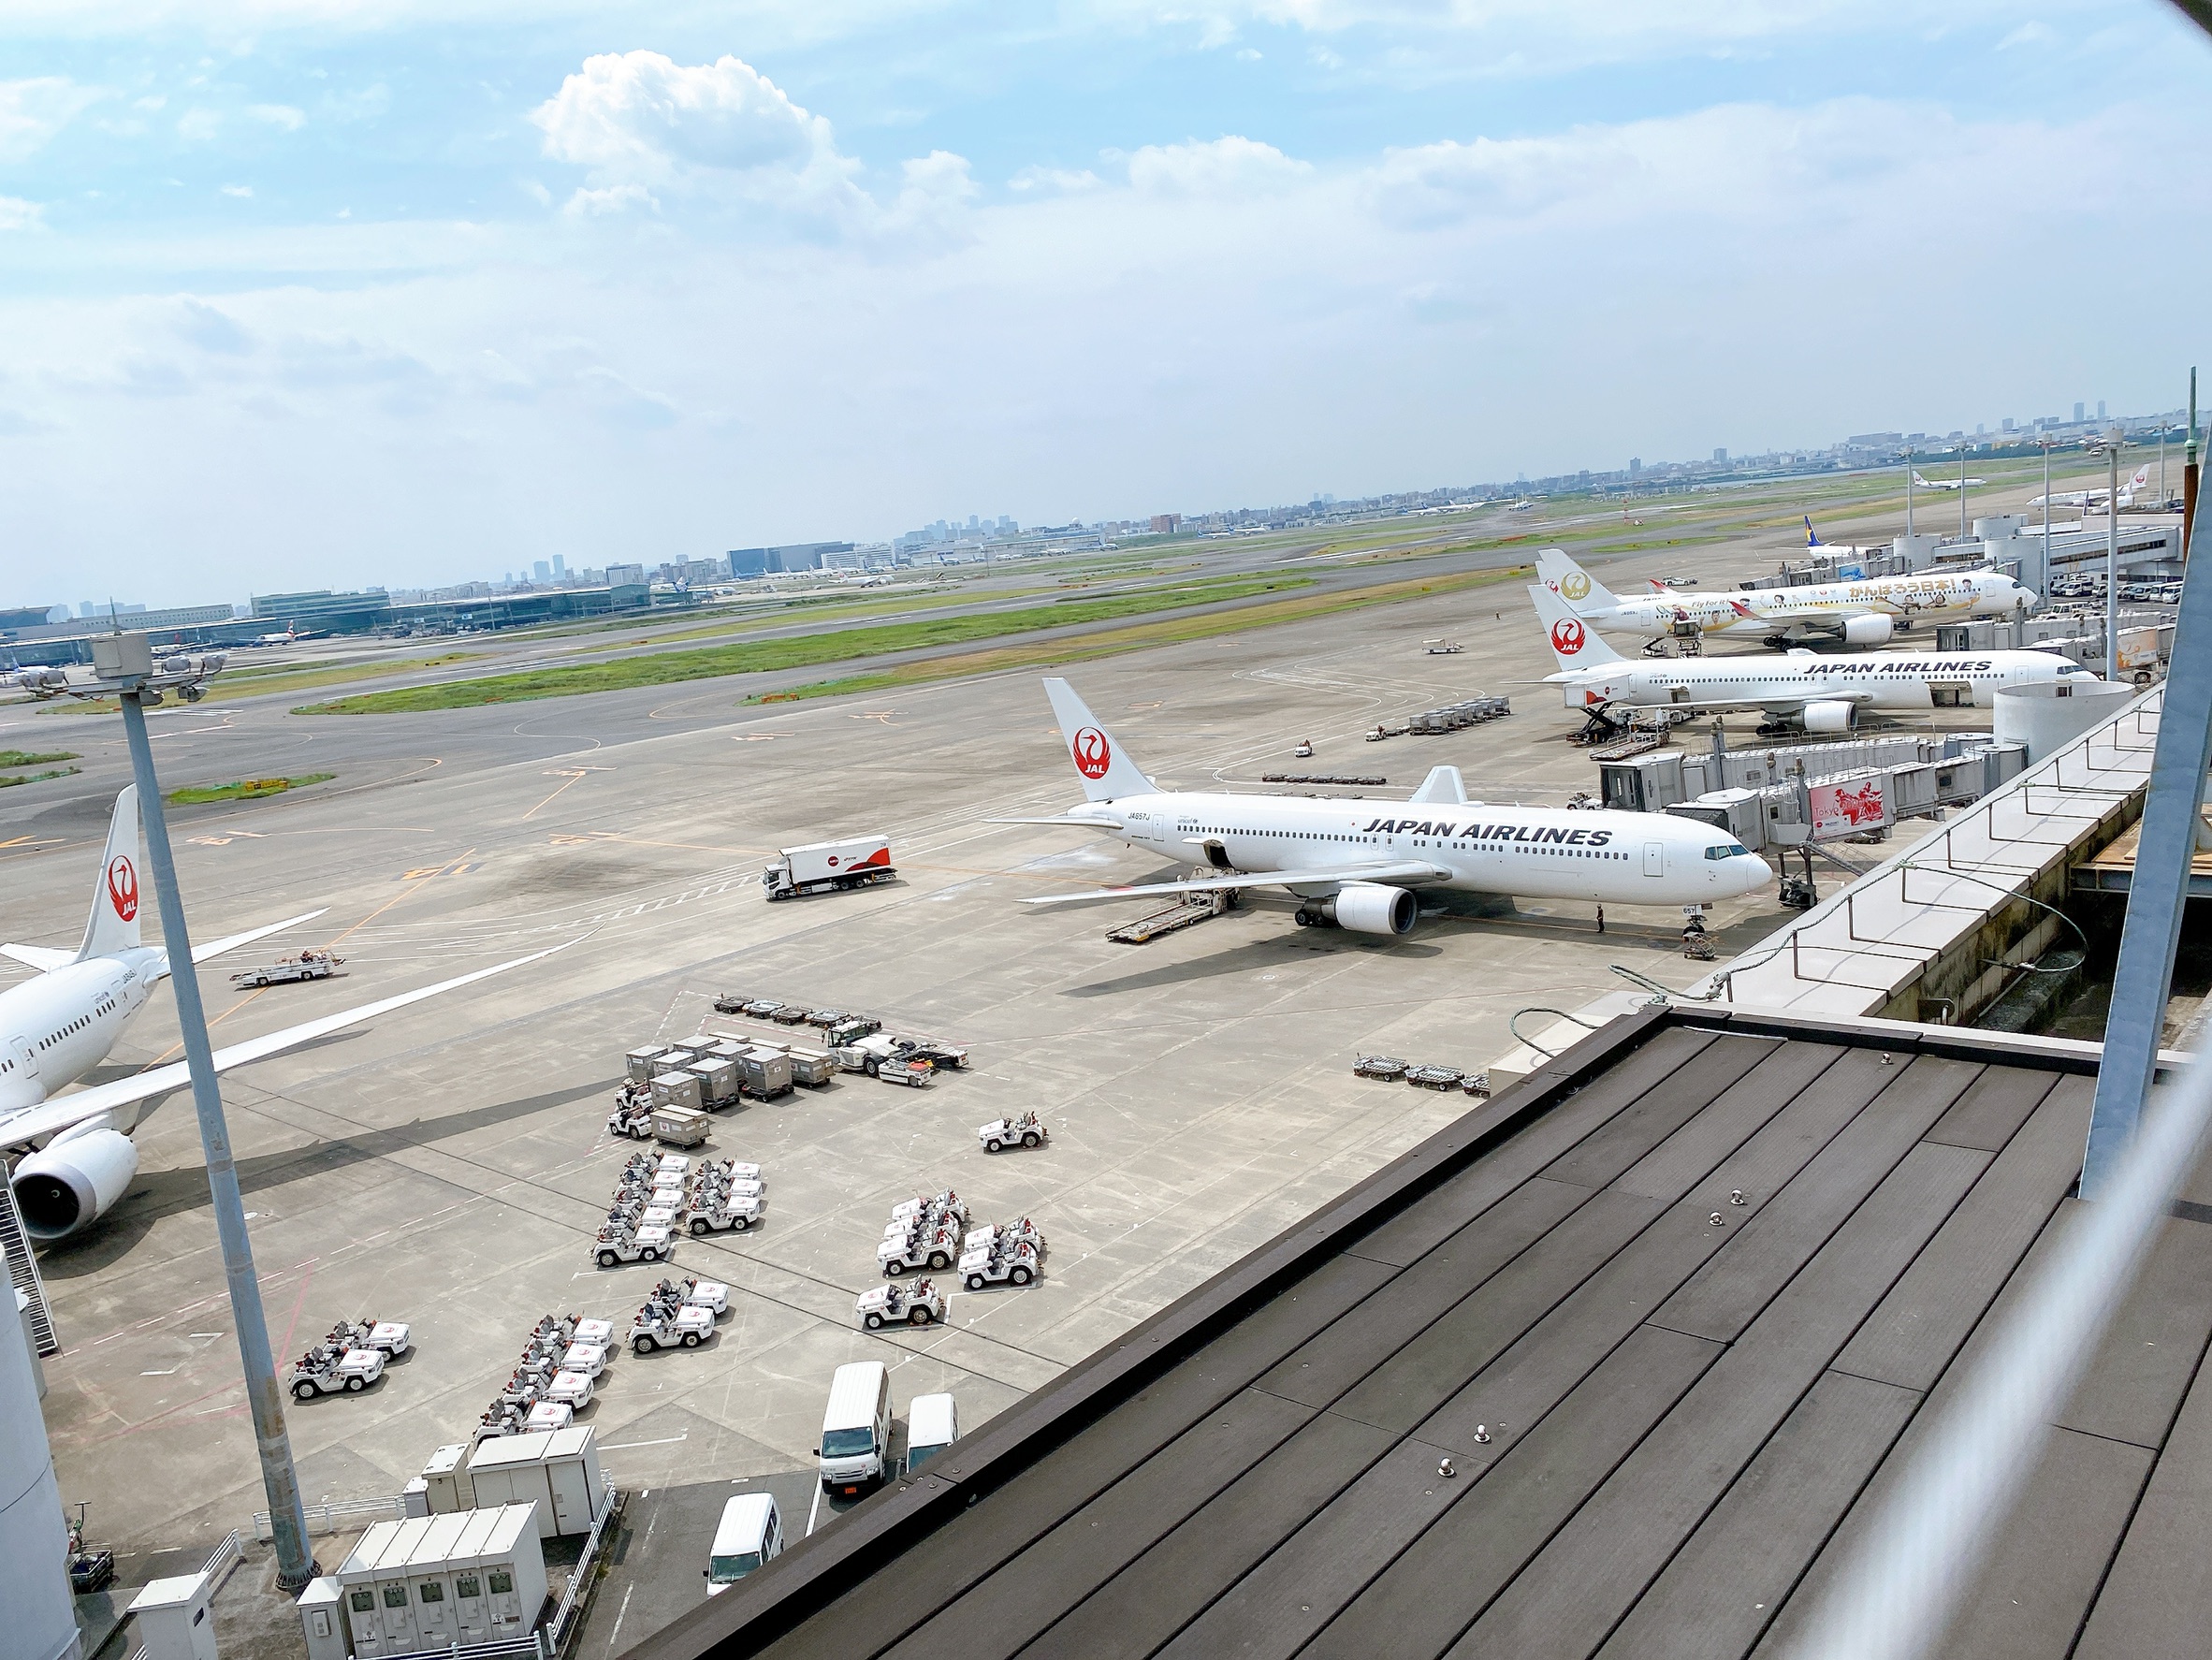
[296,575,1314,713]
[0,765,80,788]
[0,749,78,767]
[167,773,336,804]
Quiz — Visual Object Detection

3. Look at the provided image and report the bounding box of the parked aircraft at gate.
[997,679,1770,938]
[0,788,572,1240]
[1535,548,2031,649]
[1531,586,2097,730]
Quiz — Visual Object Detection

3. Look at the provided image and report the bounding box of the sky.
[4,1,2210,605]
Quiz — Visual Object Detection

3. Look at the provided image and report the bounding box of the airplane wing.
[0,944,73,972]
[0,936,583,1148]
[1021,860,1447,910]
[186,909,328,968]
[987,816,1128,832]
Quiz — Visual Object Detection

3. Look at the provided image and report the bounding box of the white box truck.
[763,836,895,901]
[818,1361,893,1497]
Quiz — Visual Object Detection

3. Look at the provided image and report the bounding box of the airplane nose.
[1738,856,1775,895]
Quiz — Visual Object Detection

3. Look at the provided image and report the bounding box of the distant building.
[1150,514,1182,534]
[1629,458,1642,475]
[606,563,646,586]
[250,589,395,634]
[1712,447,1727,464]
[727,542,853,575]
[552,554,567,577]
[532,560,551,582]
[2074,401,2087,422]
[0,604,56,631]
[2097,400,2107,420]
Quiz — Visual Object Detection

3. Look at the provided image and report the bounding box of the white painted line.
[806,1480,822,1537]
[141,1368,178,1376]
[595,1434,690,1451]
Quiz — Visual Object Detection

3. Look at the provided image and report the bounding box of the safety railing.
[546,1476,623,1653]
[203,1528,244,1594]
[253,1493,409,1541]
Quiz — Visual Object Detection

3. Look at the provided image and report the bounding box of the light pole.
[2090,440,2122,681]
[2037,434,2058,603]
[80,633,319,1590]
[1957,443,1969,537]
[1902,445,1914,539]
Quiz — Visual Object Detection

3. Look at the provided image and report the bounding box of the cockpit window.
[1704,843,1752,860]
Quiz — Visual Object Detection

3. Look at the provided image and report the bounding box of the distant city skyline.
[4,2,2208,605]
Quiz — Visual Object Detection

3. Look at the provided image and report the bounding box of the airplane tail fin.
[78,786,143,962]
[1041,678,1156,802]
[1408,765,1468,805]
[1535,547,1620,613]
[1913,471,1931,488]
[1529,585,1625,671]
[1804,516,1822,547]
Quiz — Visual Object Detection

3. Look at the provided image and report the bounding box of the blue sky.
[5,1,2209,604]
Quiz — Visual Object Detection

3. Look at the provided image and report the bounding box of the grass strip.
[167,773,336,804]
[0,749,78,766]
[295,577,1312,713]
[0,765,80,787]
[750,564,1534,703]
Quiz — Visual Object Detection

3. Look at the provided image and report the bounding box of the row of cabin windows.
[1173,824,1630,860]
[40,1012,98,1050]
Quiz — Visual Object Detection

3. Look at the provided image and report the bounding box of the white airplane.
[1535,548,2032,650]
[997,679,1770,937]
[1531,586,2098,732]
[0,788,573,1241]
[1914,470,1986,492]
[2030,465,2150,512]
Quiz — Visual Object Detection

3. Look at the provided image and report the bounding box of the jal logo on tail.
[1072,727,1113,779]
[1559,573,1591,602]
[107,853,139,922]
[1550,618,1587,655]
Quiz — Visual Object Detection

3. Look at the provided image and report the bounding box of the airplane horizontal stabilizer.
[1020,860,1445,910]
[0,944,74,973]
[0,935,584,1149]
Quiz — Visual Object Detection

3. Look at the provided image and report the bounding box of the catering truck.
[762,837,895,901]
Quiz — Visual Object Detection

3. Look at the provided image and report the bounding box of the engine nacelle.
[1802,699,1856,734]
[1841,614,1894,646]
[13,1127,139,1240]
[1318,882,1418,937]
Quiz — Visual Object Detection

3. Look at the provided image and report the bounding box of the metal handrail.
[546,1475,622,1650]
[203,1529,243,1594]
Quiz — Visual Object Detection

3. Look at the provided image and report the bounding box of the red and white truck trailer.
[762,836,895,900]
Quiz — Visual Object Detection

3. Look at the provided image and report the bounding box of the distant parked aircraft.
[1914,471,1986,492]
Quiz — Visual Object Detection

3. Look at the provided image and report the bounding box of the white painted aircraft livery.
[0,788,575,1239]
[997,678,1770,936]
[1535,547,2031,649]
[1914,470,1986,491]
[1531,585,2099,731]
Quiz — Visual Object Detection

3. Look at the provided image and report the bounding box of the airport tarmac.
[3,537,2002,1655]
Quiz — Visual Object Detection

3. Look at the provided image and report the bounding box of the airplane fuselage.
[1066,792,1771,904]
[0,949,164,1119]
[1553,650,2095,714]
[1566,574,2024,642]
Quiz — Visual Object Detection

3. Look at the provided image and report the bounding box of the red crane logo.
[1550,618,1587,656]
[107,854,139,923]
[1072,727,1113,779]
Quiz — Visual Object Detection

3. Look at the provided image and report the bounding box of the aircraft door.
[7,1034,36,1085]
[1643,841,1665,879]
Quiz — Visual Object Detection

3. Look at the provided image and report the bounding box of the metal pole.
[2042,439,2053,601]
[1903,447,1914,539]
[115,692,318,1589]
[1958,444,1968,537]
[2081,473,2212,1197]
[2105,444,2120,682]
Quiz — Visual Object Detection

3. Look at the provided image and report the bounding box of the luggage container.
[690,1057,742,1107]
[737,1047,794,1100]
[651,1070,705,1113]
[783,1045,837,1086]
[624,1046,674,1085]
[650,1106,709,1148]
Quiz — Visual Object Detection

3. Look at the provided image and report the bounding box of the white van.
[706,1493,781,1594]
[819,1361,893,1496]
[905,1393,957,1476]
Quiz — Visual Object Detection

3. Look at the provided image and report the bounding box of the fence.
[252,1493,410,1541]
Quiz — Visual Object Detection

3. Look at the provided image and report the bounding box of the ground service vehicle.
[595,1224,676,1267]
[290,1346,385,1399]
[230,948,342,988]
[690,1192,763,1233]
[706,1494,782,1594]
[763,837,895,900]
[880,1224,958,1276]
[632,1303,715,1352]
[898,1037,968,1070]
[324,1318,411,1357]
[906,1393,957,1475]
[876,1056,934,1088]
[855,1279,945,1331]
[978,1112,1047,1153]
[819,1361,893,1495]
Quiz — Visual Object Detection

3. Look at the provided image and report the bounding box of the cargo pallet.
[1106,888,1238,945]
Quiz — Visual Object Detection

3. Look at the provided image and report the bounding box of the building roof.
[640,1005,2212,1660]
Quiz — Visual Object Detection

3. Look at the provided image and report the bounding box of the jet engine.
[12,1127,139,1240]
[1314,881,1418,937]
[1841,614,1894,646]
[1802,700,1856,734]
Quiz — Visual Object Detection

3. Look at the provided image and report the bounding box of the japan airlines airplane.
[1914,470,1986,491]
[2030,466,2150,512]
[998,679,1770,937]
[1536,548,2031,650]
[0,788,573,1241]
[1532,586,2097,731]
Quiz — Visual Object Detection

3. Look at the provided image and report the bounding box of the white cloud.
[1127,135,1311,197]
[531,51,837,186]
[0,77,101,162]
[0,195,47,231]
[245,102,306,130]
[220,182,253,196]
[177,107,221,141]
[1999,21,2057,50]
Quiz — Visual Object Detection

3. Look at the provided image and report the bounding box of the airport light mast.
[2035,433,2059,603]
[2087,437,2123,682]
[1900,444,1914,538]
[77,633,319,1591]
